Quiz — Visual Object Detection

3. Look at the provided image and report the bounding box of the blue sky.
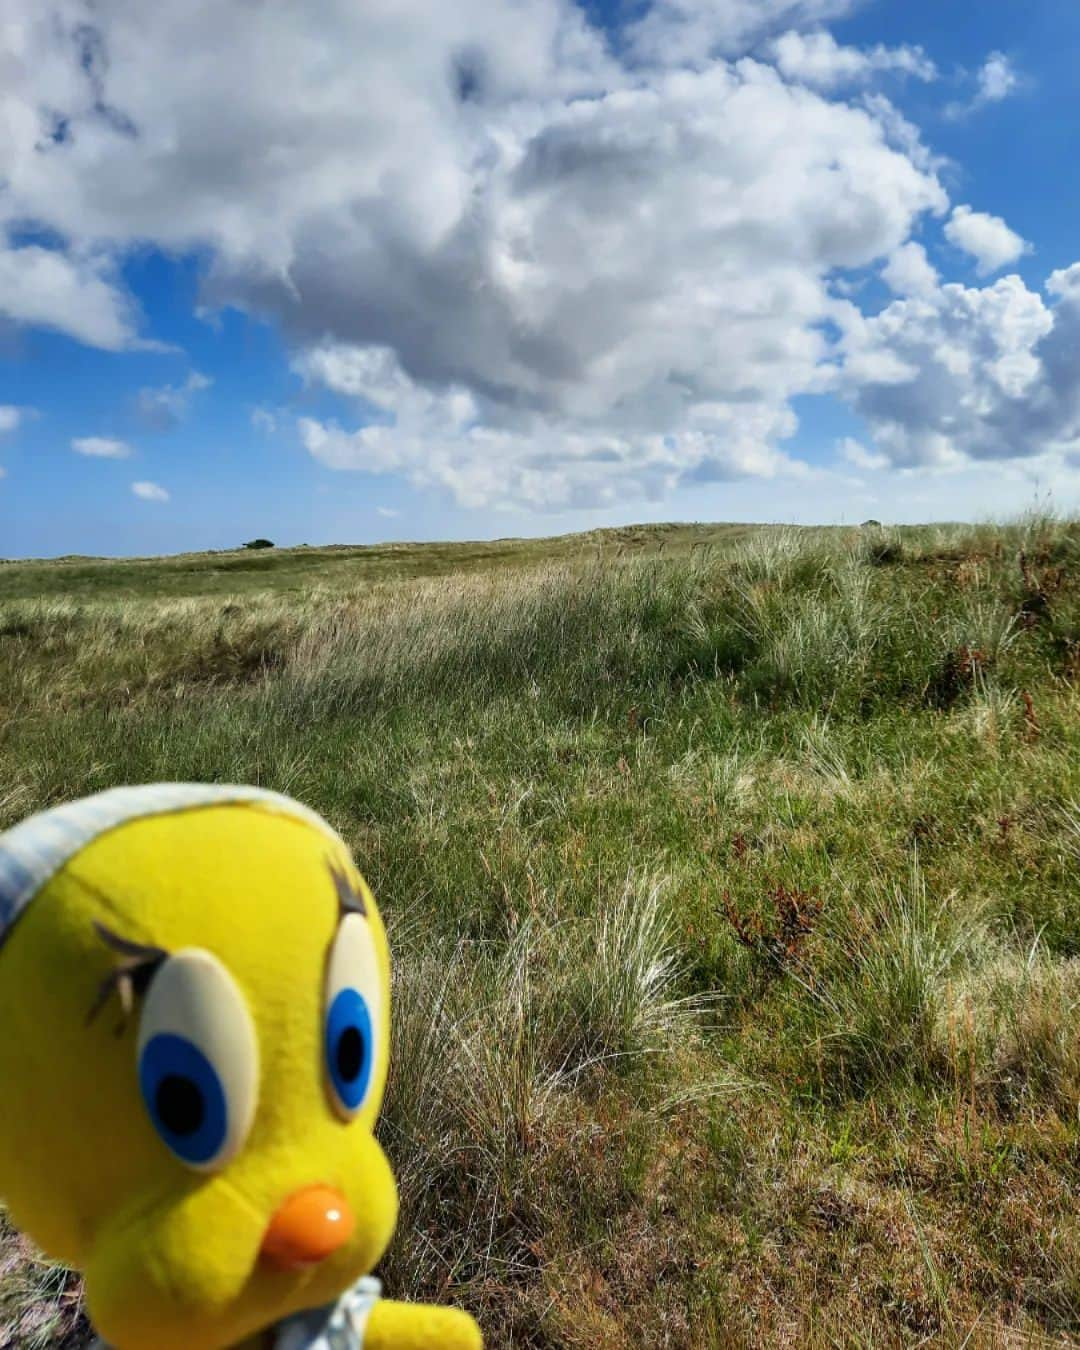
[2,0,1079,557]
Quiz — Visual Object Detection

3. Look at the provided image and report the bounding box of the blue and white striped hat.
[0,784,345,951]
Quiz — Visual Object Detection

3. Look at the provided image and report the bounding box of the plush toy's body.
[0,785,481,1350]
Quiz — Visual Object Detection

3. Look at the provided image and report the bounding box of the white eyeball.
[136,949,259,1171]
[323,914,382,1121]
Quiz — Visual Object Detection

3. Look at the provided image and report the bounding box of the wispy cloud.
[946,51,1020,120]
[977,51,1020,103]
[131,480,170,502]
[135,371,211,431]
[838,437,888,471]
[0,405,27,435]
[375,505,400,518]
[251,407,278,434]
[72,436,132,459]
[770,30,936,90]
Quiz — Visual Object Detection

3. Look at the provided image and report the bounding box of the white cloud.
[626,0,859,65]
[837,265,1080,471]
[251,407,278,434]
[0,242,141,350]
[977,51,1019,104]
[770,30,935,90]
[71,435,132,458]
[0,0,951,511]
[945,51,1020,120]
[0,406,24,435]
[131,480,169,501]
[945,205,1028,276]
[838,436,887,470]
[135,371,210,431]
[1,1,620,270]
[375,506,400,518]
[882,241,939,298]
[0,2,1073,514]
[296,342,815,509]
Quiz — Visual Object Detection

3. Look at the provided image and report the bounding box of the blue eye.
[325,987,373,1116]
[139,1033,228,1166]
[323,906,382,1121]
[135,950,259,1172]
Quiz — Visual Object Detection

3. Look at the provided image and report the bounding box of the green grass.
[1,516,1079,1347]
[0,522,754,602]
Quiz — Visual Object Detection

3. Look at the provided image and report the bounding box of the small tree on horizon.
[242,538,275,550]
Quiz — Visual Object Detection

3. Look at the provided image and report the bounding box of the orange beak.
[259,1185,356,1271]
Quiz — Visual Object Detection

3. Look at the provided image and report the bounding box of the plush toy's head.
[0,786,397,1350]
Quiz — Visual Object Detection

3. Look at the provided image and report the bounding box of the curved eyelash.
[86,922,169,1035]
[329,860,367,919]
[84,867,364,1032]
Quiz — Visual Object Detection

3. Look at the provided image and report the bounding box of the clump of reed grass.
[378,876,694,1309]
[796,865,985,1097]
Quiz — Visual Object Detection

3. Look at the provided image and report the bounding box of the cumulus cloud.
[0,242,141,350]
[837,265,1080,470]
[770,30,936,90]
[135,371,211,431]
[71,435,132,458]
[945,205,1029,276]
[626,0,858,65]
[0,1,1071,511]
[131,480,169,501]
[295,341,813,508]
[882,241,940,298]
[0,0,953,510]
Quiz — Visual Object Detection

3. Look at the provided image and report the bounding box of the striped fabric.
[0,783,345,950]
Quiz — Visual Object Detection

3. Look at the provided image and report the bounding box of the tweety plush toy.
[0,785,482,1350]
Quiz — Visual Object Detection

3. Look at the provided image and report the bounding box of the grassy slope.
[0,523,754,602]
[1,518,1078,1348]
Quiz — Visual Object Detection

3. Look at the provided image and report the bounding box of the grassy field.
[1,517,1078,1348]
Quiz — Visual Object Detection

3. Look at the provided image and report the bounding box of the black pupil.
[156,1075,205,1137]
[336,1026,365,1083]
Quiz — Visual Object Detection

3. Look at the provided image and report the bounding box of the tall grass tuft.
[801,865,983,1097]
[377,875,694,1312]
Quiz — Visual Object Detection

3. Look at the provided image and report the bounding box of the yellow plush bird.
[0,785,482,1350]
